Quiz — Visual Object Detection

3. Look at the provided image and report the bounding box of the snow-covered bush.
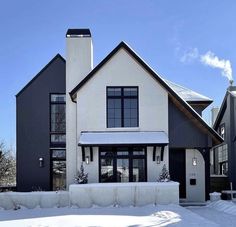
[157,164,170,182]
[74,163,88,184]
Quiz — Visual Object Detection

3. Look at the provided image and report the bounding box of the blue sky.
[0,0,235,147]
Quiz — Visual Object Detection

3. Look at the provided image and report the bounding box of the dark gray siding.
[215,90,236,188]
[168,98,211,148]
[168,97,213,200]
[16,55,65,191]
[189,104,205,116]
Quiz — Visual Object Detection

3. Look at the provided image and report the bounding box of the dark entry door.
[169,148,186,198]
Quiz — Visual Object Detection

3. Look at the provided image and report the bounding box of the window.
[99,147,146,183]
[211,144,228,176]
[51,149,66,190]
[219,123,225,139]
[50,94,66,191]
[50,94,66,145]
[107,87,138,128]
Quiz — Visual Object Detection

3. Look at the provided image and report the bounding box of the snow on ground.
[187,200,236,227]
[0,204,217,227]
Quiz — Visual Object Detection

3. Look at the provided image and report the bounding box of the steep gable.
[16,54,65,97]
[70,42,222,145]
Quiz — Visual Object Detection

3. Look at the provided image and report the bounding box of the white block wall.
[69,182,179,208]
[0,191,69,210]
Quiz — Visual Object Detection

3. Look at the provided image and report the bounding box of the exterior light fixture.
[85,156,89,165]
[192,157,197,166]
[156,155,161,164]
[39,157,44,168]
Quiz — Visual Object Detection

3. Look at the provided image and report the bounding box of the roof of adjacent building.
[213,86,236,129]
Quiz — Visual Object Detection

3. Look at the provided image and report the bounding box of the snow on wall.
[0,182,179,210]
[69,182,179,208]
[0,191,69,210]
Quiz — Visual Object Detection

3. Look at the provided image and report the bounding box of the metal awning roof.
[78,131,169,146]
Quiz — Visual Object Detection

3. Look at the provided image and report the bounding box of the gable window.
[107,87,138,128]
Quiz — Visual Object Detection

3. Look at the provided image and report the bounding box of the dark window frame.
[99,146,147,183]
[50,149,66,191]
[49,93,66,191]
[49,93,66,147]
[106,86,139,128]
[219,123,225,139]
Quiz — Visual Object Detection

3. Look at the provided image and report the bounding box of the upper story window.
[107,87,138,128]
[50,94,66,145]
[219,123,225,139]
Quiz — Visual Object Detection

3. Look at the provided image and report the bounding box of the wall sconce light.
[156,155,161,164]
[192,157,197,166]
[85,156,89,165]
[39,157,44,168]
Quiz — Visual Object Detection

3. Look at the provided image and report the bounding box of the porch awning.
[78,131,169,146]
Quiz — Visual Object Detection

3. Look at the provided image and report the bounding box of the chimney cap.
[66,29,91,38]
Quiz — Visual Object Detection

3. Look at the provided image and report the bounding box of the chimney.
[211,107,219,127]
[65,29,93,188]
[66,29,93,92]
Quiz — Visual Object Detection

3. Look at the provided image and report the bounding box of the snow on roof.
[78,131,169,146]
[164,79,212,102]
[229,90,236,97]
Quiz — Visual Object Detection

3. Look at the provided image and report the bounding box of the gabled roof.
[213,86,236,130]
[164,79,213,104]
[70,41,222,145]
[16,54,65,97]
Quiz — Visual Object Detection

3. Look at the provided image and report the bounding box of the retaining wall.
[0,182,179,210]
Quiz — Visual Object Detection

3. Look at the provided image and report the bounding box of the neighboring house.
[16,29,222,202]
[212,86,236,190]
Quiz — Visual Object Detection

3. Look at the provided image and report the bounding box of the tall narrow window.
[50,94,66,146]
[50,94,66,191]
[107,87,138,128]
[51,149,66,190]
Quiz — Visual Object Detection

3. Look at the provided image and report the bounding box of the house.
[16,29,223,202]
[211,86,236,191]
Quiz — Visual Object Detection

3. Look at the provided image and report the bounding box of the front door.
[169,148,186,198]
[99,147,147,182]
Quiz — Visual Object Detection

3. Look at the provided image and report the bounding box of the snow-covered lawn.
[0,204,217,227]
[188,200,236,227]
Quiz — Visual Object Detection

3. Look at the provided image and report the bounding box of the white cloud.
[180,48,199,63]
[200,51,233,82]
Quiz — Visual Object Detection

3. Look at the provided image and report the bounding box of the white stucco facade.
[66,35,93,187]
[186,149,205,202]
[73,48,169,184]
[65,32,213,202]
